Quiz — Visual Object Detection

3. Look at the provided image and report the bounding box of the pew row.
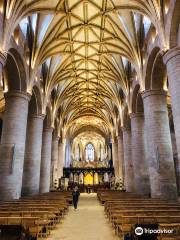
[0,191,73,239]
[97,190,180,240]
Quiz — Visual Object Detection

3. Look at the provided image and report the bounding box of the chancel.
[0,0,179,239]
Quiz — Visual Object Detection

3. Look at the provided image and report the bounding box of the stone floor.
[49,193,119,240]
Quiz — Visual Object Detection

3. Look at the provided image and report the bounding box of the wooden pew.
[98,190,180,240]
[0,191,73,239]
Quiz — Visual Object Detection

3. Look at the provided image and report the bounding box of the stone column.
[57,142,65,180]
[142,90,177,199]
[0,52,6,78]
[122,127,135,192]
[117,135,124,180]
[130,113,150,195]
[64,140,71,167]
[0,91,30,200]
[21,114,44,196]
[164,47,180,193]
[51,136,59,188]
[39,127,53,193]
[112,138,119,179]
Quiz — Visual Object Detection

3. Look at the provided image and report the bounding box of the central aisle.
[50,193,119,240]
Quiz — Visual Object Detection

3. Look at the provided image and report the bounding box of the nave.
[0,0,180,239]
[51,193,118,240]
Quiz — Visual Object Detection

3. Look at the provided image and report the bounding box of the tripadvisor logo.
[135,227,143,235]
[135,226,174,235]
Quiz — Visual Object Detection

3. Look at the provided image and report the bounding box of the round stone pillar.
[39,127,53,193]
[117,135,124,180]
[58,142,65,180]
[51,136,59,188]
[142,90,177,199]
[0,52,6,77]
[130,113,150,195]
[112,138,119,179]
[164,47,180,193]
[21,114,44,196]
[0,91,30,200]
[122,127,135,192]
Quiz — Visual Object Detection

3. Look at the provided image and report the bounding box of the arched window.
[85,143,94,161]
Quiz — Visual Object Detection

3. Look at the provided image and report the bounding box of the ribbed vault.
[3,0,167,139]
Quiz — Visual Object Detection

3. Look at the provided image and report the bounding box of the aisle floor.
[50,193,119,240]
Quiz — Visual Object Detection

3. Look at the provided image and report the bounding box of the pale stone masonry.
[51,136,60,187]
[164,47,180,193]
[0,0,179,201]
[112,138,119,179]
[22,114,44,196]
[39,127,53,193]
[0,52,6,78]
[0,91,30,200]
[58,142,65,179]
[117,135,124,181]
[122,127,135,192]
[142,89,177,199]
[130,113,150,195]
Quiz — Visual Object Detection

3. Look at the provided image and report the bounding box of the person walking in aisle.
[72,186,80,210]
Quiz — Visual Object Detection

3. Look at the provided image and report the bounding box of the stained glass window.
[85,143,94,161]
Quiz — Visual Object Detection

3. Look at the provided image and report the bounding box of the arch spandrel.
[145,47,167,91]
[131,83,144,114]
[28,85,43,115]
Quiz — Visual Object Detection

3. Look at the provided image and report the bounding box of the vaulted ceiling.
[2,0,168,140]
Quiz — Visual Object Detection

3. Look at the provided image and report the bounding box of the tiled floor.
[50,193,119,240]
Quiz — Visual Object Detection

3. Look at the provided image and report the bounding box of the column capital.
[141,89,167,100]
[163,47,180,65]
[0,51,7,66]
[4,90,31,102]
[130,112,144,119]
[43,127,53,133]
[29,113,45,120]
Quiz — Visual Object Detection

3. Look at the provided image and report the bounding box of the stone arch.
[131,84,144,113]
[169,0,180,47]
[145,47,160,90]
[71,126,107,140]
[29,86,43,115]
[4,48,27,92]
[145,47,167,90]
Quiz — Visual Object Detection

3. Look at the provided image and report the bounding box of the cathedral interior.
[0,0,179,239]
